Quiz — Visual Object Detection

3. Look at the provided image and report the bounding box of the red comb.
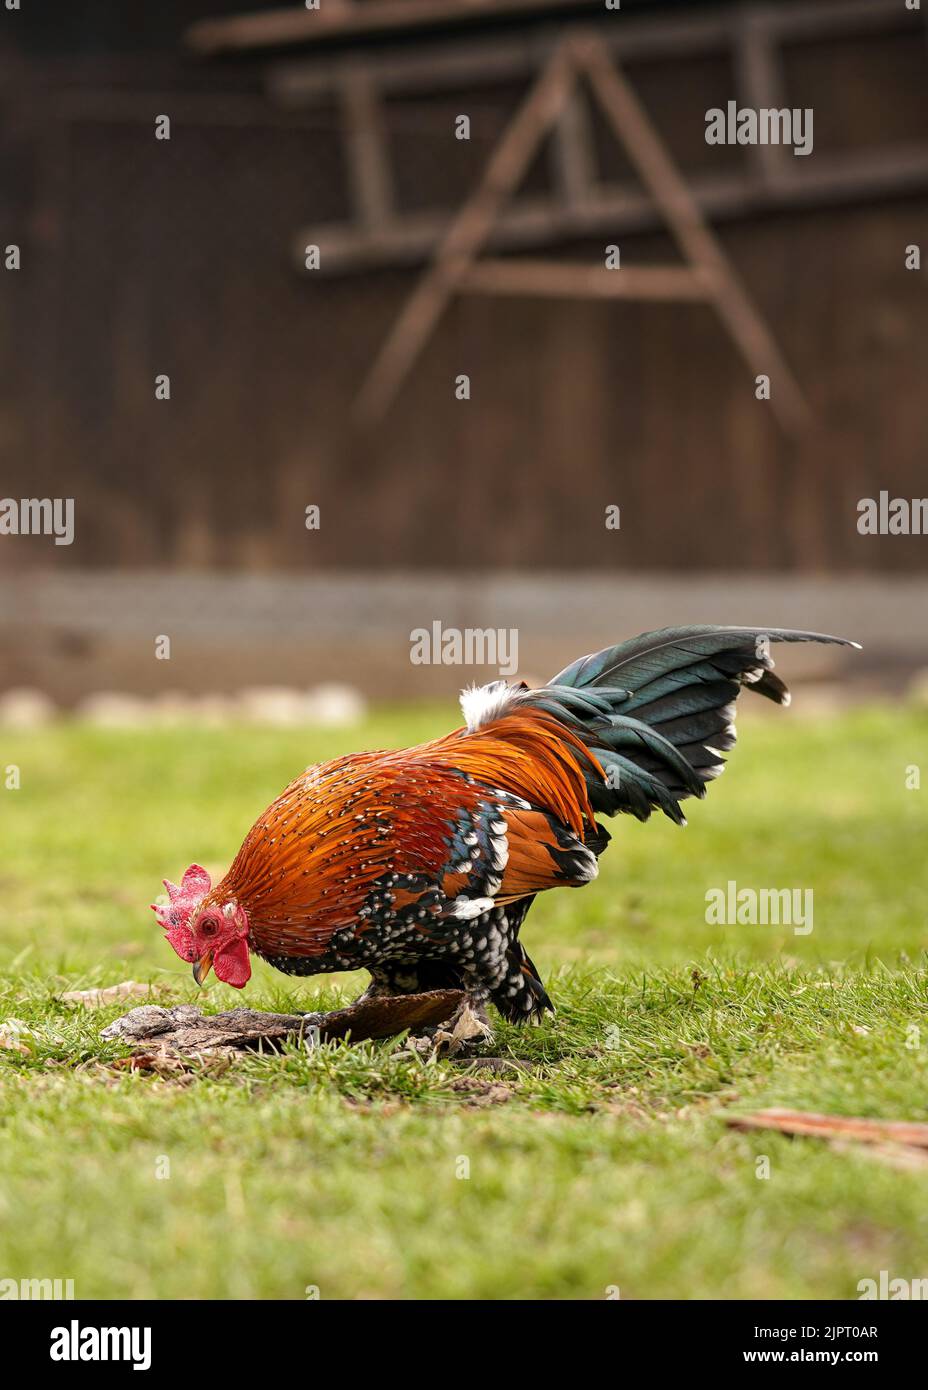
[151,864,212,962]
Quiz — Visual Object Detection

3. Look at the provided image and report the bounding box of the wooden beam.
[340,66,393,229]
[353,38,577,426]
[460,260,714,301]
[296,147,928,273]
[576,34,811,437]
[269,33,553,106]
[550,88,597,212]
[267,17,731,106]
[760,0,919,41]
[735,6,791,189]
[202,0,919,66]
[189,0,607,56]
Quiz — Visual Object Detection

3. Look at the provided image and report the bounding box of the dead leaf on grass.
[0,1018,37,1053]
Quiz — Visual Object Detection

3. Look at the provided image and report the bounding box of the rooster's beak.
[192,951,213,986]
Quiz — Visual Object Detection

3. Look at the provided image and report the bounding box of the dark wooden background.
[1,0,926,575]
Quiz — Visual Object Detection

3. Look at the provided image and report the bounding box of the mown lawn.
[0,702,926,1299]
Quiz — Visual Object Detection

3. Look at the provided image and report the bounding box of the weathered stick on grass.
[101,990,465,1056]
[725,1108,928,1150]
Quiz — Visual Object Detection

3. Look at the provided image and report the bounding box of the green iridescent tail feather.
[525,626,859,825]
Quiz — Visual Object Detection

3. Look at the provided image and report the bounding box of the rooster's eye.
[201,921,217,937]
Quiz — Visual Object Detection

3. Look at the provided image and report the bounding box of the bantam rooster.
[154,626,854,1029]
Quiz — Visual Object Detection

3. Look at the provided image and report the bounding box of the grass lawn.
[1,702,926,1300]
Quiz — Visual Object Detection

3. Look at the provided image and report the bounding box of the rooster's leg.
[356,958,466,1004]
[354,961,491,1052]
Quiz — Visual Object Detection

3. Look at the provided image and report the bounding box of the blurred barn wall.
[1,0,926,699]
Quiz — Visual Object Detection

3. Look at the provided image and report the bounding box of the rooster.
[154,626,854,1029]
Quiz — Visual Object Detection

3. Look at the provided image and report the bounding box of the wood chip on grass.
[725,1108,928,1158]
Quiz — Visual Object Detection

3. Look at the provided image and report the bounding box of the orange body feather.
[203,712,599,960]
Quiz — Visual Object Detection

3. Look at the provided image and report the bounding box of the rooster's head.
[152,865,251,988]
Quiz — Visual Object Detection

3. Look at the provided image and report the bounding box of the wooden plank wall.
[0,19,926,574]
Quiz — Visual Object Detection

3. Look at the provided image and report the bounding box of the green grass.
[1,702,926,1299]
